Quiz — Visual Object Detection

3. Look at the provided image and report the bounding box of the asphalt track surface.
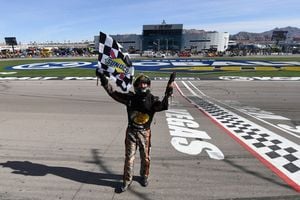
[0,80,299,200]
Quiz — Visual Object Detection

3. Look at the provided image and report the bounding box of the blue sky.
[1,0,299,44]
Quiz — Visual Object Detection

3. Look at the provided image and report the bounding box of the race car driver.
[96,71,173,192]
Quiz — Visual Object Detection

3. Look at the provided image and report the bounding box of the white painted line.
[187,81,207,97]
[181,81,198,96]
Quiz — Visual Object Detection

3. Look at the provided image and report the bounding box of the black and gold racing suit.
[102,82,169,186]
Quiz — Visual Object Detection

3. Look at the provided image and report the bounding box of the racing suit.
[101,81,169,187]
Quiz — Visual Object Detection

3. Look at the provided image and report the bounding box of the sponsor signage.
[10,62,94,70]
[6,60,300,72]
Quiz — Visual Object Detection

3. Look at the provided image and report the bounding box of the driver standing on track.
[96,71,173,192]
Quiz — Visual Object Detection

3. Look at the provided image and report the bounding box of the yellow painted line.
[255,67,279,71]
[188,67,214,71]
[281,66,300,71]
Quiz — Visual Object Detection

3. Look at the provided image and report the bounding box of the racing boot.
[141,176,148,187]
[115,181,132,193]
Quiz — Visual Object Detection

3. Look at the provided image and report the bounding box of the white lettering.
[171,62,209,66]
[198,141,224,160]
[212,61,251,66]
[167,118,199,128]
[133,62,170,67]
[171,137,224,159]
[166,109,224,160]
[169,125,210,139]
[252,77,272,81]
[171,137,203,155]
[277,124,300,134]
[219,76,254,81]
[43,77,59,80]
[239,106,290,120]
[243,111,290,120]
[219,76,300,81]
[166,112,194,120]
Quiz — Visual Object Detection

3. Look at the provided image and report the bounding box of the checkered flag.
[97,32,134,92]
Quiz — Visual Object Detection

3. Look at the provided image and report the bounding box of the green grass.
[0,58,96,77]
[3,68,96,77]
[1,56,300,78]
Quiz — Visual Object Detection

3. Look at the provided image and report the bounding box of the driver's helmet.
[133,74,151,94]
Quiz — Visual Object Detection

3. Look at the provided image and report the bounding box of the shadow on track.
[0,149,154,199]
[0,160,132,188]
[1,159,153,199]
[89,149,153,199]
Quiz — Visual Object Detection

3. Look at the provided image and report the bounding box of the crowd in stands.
[1,44,299,59]
[0,46,96,59]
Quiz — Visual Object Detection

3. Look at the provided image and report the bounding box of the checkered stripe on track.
[188,96,300,190]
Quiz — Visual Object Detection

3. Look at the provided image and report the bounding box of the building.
[142,22,183,51]
[183,30,229,52]
[94,21,229,53]
[109,34,142,53]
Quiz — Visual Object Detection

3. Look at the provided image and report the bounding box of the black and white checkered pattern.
[97,32,134,92]
[188,96,300,186]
